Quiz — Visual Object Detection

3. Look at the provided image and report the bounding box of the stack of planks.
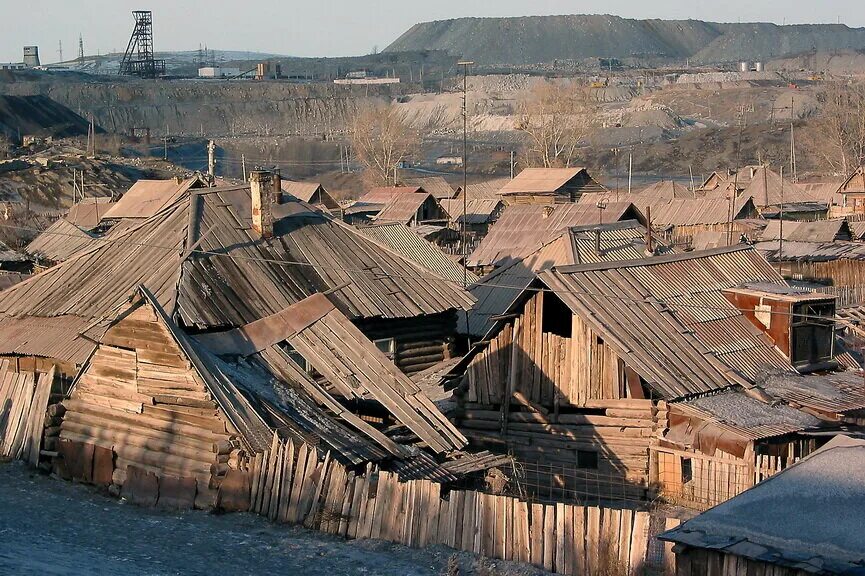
[0,360,55,466]
[465,292,628,408]
[228,433,665,576]
[57,303,239,509]
[458,399,658,500]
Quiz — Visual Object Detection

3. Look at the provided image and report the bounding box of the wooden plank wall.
[0,360,54,464]
[465,292,627,407]
[654,447,755,510]
[674,547,809,576]
[57,303,240,509]
[237,435,663,576]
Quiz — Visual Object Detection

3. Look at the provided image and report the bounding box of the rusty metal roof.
[25,218,95,263]
[466,201,644,268]
[356,222,478,285]
[499,167,589,195]
[102,177,201,219]
[540,246,792,398]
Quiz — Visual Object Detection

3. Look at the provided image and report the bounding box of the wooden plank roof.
[66,198,116,230]
[195,293,468,454]
[374,192,436,224]
[499,167,590,195]
[540,246,793,399]
[25,218,95,263]
[102,177,200,219]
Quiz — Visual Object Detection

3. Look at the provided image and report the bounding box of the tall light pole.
[458,60,473,287]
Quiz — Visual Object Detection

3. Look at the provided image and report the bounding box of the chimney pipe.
[645,206,654,255]
[594,229,601,254]
[250,170,276,238]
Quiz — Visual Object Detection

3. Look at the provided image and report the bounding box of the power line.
[1,219,852,324]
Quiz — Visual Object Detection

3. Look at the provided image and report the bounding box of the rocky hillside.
[385,15,865,66]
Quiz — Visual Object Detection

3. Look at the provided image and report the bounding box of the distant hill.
[384,15,865,66]
[0,95,91,140]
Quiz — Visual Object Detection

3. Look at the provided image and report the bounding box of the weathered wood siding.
[57,303,240,509]
[675,547,810,576]
[465,292,632,407]
[354,311,456,375]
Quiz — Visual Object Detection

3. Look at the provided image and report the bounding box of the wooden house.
[836,165,865,212]
[466,202,646,273]
[280,181,340,213]
[0,170,474,377]
[439,198,505,241]
[401,176,458,199]
[498,168,607,205]
[374,191,448,227]
[754,240,865,288]
[660,435,865,576]
[344,186,429,225]
[451,246,865,507]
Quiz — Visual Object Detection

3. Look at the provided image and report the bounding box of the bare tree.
[515,82,597,168]
[349,101,418,186]
[813,81,865,175]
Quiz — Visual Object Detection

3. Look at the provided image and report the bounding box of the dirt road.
[0,462,545,576]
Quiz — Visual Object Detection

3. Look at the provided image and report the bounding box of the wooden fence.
[0,362,54,464]
[230,434,668,576]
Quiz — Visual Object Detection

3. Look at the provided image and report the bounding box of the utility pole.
[627,151,633,194]
[242,154,247,182]
[207,139,216,182]
[779,166,785,266]
[510,150,515,180]
[163,136,168,160]
[57,40,63,63]
[790,95,798,183]
[458,60,474,288]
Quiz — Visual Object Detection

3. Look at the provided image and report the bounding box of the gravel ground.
[0,462,547,576]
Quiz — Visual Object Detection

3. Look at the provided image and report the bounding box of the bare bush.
[515,82,597,168]
[811,81,865,175]
[349,101,419,187]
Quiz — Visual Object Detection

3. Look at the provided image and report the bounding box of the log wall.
[57,303,240,509]
[354,310,456,375]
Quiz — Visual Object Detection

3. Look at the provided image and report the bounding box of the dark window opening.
[577,450,599,469]
[542,293,572,337]
[681,457,693,484]
[791,302,834,367]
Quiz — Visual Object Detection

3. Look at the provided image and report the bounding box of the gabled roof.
[374,191,437,224]
[660,435,865,575]
[466,202,644,268]
[540,246,792,398]
[280,181,339,210]
[839,165,865,194]
[458,177,510,199]
[463,220,670,337]
[25,218,95,263]
[401,176,457,199]
[739,166,817,207]
[195,293,467,455]
[102,177,201,219]
[66,198,116,230]
[760,219,852,243]
[755,240,865,262]
[439,198,504,224]
[356,222,478,285]
[635,180,700,200]
[499,167,591,195]
[0,183,474,362]
[579,193,755,226]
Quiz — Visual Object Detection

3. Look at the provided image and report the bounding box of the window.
[577,450,598,470]
[374,337,396,359]
[790,302,834,367]
[541,293,572,337]
[681,457,693,484]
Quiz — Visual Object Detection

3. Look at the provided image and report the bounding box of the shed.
[374,192,447,226]
[498,167,606,204]
[280,180,339,212]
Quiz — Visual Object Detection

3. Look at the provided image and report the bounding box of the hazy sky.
[3,0,864,64]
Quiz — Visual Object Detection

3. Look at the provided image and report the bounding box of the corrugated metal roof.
[635,180,700,200]
[540,246,792,398]
[102,177,200,219]
[467,202,643,268]
[755,240,865,262]
[458,177,510,199]
[580,193,755,225]
[739,166,818,207]
[499,167,589,195]
[0,314,100,365]
[357,222,478,285]
[25,218,95,263]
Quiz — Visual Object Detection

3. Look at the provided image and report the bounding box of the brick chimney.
[250,170,281,238]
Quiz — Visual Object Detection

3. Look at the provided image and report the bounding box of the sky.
[2,0,864,64]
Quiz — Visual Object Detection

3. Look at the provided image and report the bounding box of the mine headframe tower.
[120,10,165,78]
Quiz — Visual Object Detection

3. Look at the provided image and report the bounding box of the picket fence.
[226,433,669,576]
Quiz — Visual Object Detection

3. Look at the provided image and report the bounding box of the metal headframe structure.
[120,10,166,78]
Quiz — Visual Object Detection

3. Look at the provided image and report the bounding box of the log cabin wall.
[57,303,241,509]
[459,291,659,501]
[353,310,457,375]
